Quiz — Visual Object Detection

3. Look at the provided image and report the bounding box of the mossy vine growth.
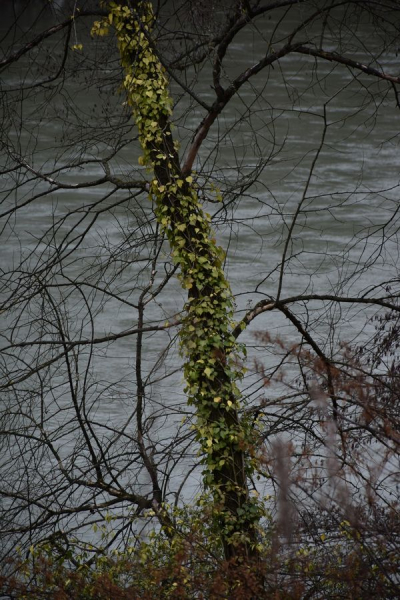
[92,1,262,558]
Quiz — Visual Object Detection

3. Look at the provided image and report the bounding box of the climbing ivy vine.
[92,1,262,557]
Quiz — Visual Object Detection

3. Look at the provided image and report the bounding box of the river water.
[1,0,399,548]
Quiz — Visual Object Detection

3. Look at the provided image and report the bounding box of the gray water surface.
[1,1,399,550]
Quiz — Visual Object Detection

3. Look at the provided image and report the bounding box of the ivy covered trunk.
[94,1,262,559]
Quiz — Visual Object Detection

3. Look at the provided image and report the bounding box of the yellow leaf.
[213,397,221,403]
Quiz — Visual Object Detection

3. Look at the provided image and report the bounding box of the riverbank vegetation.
[1,0,399,597]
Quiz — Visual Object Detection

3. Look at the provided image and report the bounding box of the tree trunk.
[104,0,262,559]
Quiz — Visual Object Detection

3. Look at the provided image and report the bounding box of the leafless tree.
[1,0,399,594]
